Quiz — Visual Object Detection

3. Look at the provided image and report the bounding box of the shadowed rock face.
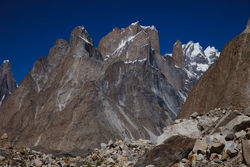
[178,19,250,119]
[0,60,17,106]
[0,22,216,156]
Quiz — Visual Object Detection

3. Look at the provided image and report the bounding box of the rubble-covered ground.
[0,134,154,167]
[0,106,250,167]
[136,106,250,167]
[173,107,250,167]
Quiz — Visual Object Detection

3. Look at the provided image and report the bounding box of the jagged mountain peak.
[242,18,250,34]
[69,26,102,60]
[131,21,140,26]
[98,22,160,61]
[0,60,17,106]
[70,25,93,48]
[204,46,220,63]
[174,40,181,45]
[2,59,10,64]
[47,39,69,69]
[204,45,217,54]
[0,60,15,81]
[0,22,221,157]
[130,21,158,32]
[1,60,12,70]
[160,40,220,108]
[166,40,220,79]
[54,38,69,47]
[205,45,216,50]
[183,40,200,46]
[182,41,219,61]
[182,41,204,57]
[174,40,221,79]
[0,22,184,155]
[172,40,184,68]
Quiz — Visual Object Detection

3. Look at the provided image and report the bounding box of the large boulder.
[223,115,250,136]
[135,135,195,167]
[242,139,250,165]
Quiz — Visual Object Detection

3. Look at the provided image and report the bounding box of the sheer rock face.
[0,26,106,156]
[0,23,183,156]
[0,22,217,156]
[0,60,17,106]
[178,19,250,119]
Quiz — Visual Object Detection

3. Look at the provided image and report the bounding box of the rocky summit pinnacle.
[0,22,219,156]
[242,18,250,34]
[70,26,93,47]
[172,40,184,68]
[98,21,160,62]
[0,60,17,106]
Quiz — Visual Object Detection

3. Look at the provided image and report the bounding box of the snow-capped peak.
[181,41,220,79]
[3,60,10,64]
[204,46,220,58]
[131,21,139,26]
[130,21,158,32]
[205,46,216,51]
[78,25,85,31]
[192,42,203,56]
[182,41,204,58]
[141,25,157,32]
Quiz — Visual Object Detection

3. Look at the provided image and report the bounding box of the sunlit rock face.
[0,22,218,156]
[98,21,160,62]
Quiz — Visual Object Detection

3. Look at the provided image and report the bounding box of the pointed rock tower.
[0,60,17,106]
[172,40,184,68]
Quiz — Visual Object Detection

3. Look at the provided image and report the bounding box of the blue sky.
[0,0,249,83]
